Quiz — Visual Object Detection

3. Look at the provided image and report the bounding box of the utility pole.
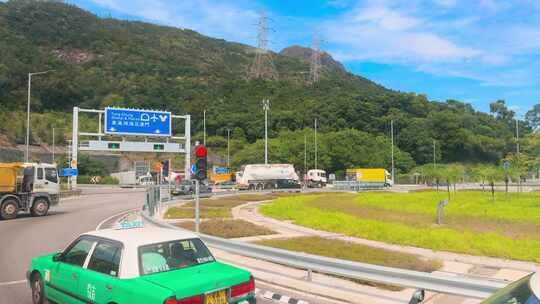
[516,119,520,192]
[391,120,395,183]
[433,139,437,169]
[263,99,270,164]
[227,128,231,168]
[309,32,322,84]
[26,70,55,162]
[248,11,278,80]
[304,133,307,179]
[203,109,206,146]
[314,118,318,170]
[52,127,55,163]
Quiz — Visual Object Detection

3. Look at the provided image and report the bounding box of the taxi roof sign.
[116,220,144,230]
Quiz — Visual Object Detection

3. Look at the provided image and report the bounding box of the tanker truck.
[235,164,301,190]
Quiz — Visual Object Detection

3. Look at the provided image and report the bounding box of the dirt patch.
[176,219,276,238]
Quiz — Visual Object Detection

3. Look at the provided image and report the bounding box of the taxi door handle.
[71,273,78,279]
[105,284,112,291]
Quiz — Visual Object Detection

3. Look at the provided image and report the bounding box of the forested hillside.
[0,0,529,174]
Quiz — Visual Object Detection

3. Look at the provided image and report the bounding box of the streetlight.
[26,69,55,162]
[390,119,395,183]
[227,128,231,169]
[262,99,270,164]
[203,109,206,146]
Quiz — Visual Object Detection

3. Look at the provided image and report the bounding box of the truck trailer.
[346,168,393,187]
[0,163,60,220]
[236,164,301,190]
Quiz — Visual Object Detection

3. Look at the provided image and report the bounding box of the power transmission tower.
[248,12,279,80]
[309,32,322,84]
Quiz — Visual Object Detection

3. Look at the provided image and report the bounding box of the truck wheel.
[31,272,44,304]
[0,199,19,220]
[31,198,49,217]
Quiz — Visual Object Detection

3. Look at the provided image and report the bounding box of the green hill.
[0,0,525,173]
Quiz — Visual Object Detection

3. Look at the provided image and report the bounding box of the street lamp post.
[203,109,206,146]
[227,128,230,168]
[391,119,395,183]
[26,70,55,162]
[262,99,270,164]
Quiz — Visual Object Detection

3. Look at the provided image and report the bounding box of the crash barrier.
[333,181,386,191]
[141,187,506,299]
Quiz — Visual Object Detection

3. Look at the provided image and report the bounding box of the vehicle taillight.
[164,295,203,304]
[231,276,255,298]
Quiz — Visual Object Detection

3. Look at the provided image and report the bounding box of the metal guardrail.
[141,187,506,299]
[333,181,386,191]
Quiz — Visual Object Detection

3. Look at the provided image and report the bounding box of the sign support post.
[71,107,79,190]
[195,179,200,233]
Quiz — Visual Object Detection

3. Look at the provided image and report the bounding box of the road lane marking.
[95,208,140,230]
[0,280,26,286]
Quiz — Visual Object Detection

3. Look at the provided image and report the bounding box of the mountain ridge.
[0,0,524,169]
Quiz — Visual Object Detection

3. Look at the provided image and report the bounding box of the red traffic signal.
[195,145,207,158]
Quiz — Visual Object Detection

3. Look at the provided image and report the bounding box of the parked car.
[172,180,212,196]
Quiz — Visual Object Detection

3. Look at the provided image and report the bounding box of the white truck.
[236,164,301,190]
[111,171,153,186]
[306,169,327,188]
[0,163,60,220]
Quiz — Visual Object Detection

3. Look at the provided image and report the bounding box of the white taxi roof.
[84,227,198,247]
[531,273,540,297]
[82,227,201,279]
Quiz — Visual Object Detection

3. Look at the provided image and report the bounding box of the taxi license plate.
[205,290,227,304]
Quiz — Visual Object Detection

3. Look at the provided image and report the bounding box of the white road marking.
[0,280,26,286]
[95,208,140,230]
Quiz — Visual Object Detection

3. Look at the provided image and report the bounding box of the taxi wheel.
[0,199,19,220]
[30,199,49,217]
[31,273,45,304]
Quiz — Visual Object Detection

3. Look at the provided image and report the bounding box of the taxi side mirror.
[52,253,62,262]
[409,289,425,304]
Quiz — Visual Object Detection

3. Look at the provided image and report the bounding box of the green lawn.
[259,192,540,262]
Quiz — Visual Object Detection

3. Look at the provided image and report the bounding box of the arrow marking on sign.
[159,114,167,122]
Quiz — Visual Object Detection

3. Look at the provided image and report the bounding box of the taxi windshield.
[482,275,540,304]
[139,238,215,275]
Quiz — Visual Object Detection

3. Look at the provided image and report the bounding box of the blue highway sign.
[105,107,172,137]
[59,168,78,177]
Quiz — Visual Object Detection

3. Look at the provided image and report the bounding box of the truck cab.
[0,163,60,220]
[306,169,327,188]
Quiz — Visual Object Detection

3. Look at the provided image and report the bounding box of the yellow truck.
[0,163,60,220]
[346,168,393,187]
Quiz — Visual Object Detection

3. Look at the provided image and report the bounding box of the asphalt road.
[0,188,323,304]
[0,189,145,304]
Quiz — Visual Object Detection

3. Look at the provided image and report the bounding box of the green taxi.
[27,226,256,304]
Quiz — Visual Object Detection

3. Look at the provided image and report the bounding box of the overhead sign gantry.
[70,106,191,190]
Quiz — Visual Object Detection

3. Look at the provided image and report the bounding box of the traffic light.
[195,145,207,181]
[162,160,169,177]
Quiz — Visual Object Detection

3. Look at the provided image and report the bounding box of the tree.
[484,165,504,202]
[469,164,490,192]
[525,103,540,130]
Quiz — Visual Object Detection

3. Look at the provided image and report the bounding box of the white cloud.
[324,3,480,64]
[89,0,259,43]
[433,0,457,8]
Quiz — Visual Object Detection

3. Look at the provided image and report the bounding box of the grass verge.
[165,193,291,219]
[256,236,442,291]
[259,193,540,262]
[176,219,276,238]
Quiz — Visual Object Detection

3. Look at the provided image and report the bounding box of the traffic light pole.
[195,179,200,233]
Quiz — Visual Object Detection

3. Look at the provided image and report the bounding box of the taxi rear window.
[138,238,215,275]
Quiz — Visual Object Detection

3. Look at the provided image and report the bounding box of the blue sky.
[56,1,540,114]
